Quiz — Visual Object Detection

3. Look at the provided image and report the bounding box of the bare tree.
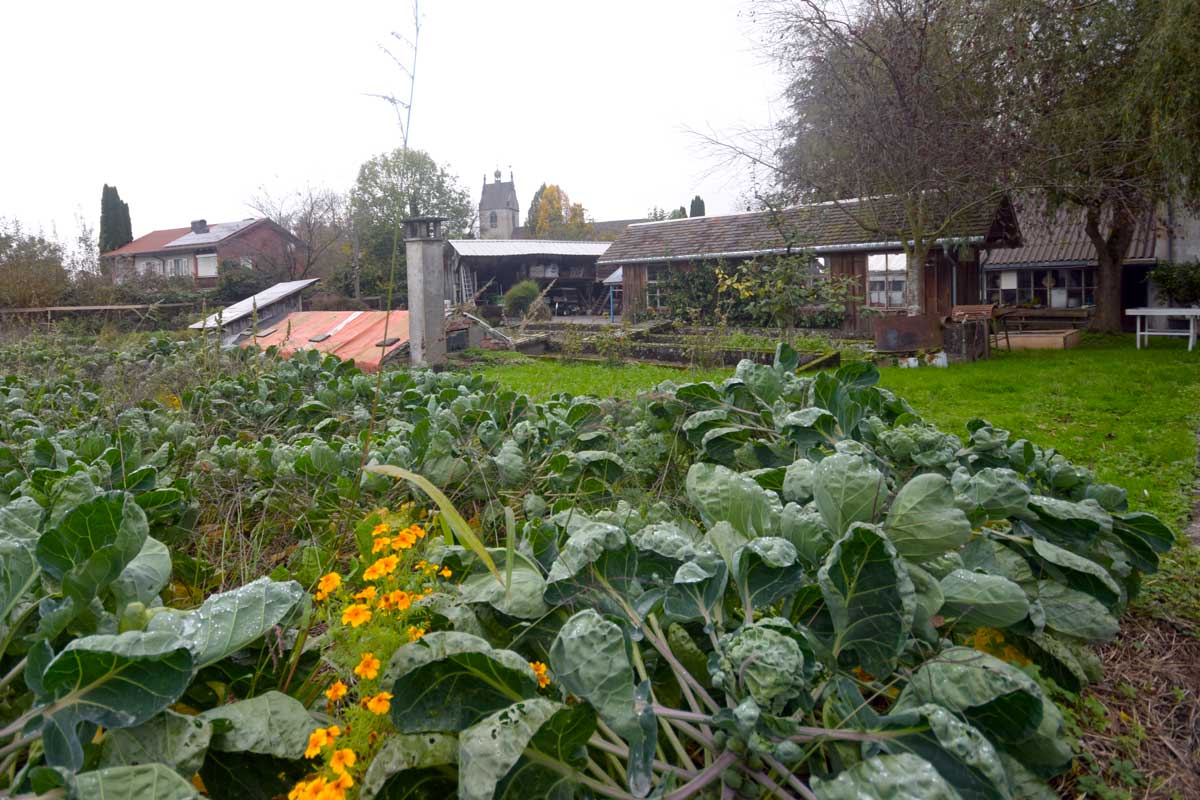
[249,186,349,282]
[704,0,1025,314]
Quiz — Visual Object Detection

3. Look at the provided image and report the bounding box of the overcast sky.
[0,0,786,244]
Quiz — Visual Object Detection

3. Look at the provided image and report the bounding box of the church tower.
[479,169,519,239]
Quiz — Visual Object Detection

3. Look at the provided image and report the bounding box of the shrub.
[503,279,541,318]
[1152,258,1200,306]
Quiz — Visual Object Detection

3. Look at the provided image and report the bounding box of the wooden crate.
[1006,329,1082,350]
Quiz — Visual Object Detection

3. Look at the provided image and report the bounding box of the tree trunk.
[906,241,929,316]
[1083,203,1137,333]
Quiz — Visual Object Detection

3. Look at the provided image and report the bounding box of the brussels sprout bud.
[720,769,743,790]
[119,601,149,633]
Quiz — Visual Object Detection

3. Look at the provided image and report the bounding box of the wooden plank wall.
[829,252,869,336]
[621,263,648,321]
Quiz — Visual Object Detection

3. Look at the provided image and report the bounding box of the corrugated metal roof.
[598,197,1015,265]
[242,310,410,372]
[985,204,1160,268]
[189,279,320,330]
[449,239,611,258]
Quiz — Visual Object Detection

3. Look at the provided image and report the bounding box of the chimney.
[190,219,208,234]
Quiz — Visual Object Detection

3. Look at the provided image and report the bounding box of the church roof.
[481,179,518,211]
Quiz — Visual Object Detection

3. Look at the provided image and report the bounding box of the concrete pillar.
[402,217,448,367]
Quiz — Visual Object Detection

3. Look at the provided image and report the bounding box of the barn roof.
[240,310,410,373]
[188,279,320,330]
[448,239,611,258]
[597,197,1015,265]
[984,204,1160,268]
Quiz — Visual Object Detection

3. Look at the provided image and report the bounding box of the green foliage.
[0,333,1188,798]
[660,256,858,328]
[502,279,541,318]
[689,196,706,218]
[99,185,133,256]
[1150,258,1200,307]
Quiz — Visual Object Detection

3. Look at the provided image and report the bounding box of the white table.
[1125,307,1200,351]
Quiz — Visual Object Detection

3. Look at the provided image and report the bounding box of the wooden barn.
[597,197,1021,335]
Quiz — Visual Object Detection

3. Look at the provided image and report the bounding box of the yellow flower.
[315,572,341,601]
[392,527,418,550]
[325,680,348,702]
[371,522,389,537]
[414,559,428,572]
[354,586,377,602]
[372,536,392,554]
[407,626,426,641]
[326,725,341,739]
[379,589,411,612]
[439,567,452,579]
[365,691,393,714]
[354,652,381,680]
[289,776,325,799]
[530,661,551,689]
[363,555,400,582]
[341,604,372,628]
[330,747,357,775]
[304,728,330,758]
[330,771,354,791]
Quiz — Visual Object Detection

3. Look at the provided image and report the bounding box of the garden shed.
[446,239,612,316]
[188,278,319,345]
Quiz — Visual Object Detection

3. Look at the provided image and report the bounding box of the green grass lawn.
[475,357,728,399]
[479,337,1200,623]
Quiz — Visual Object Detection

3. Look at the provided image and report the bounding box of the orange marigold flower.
[379,590,412,612]
[354,652,381,680]
[363,555,400,581]
[365,691,393,714]
[330,747,357,775]
[304,728,330,758]
[341,604,372,628]
[326,725,341,739]
[315,572,341,601]
[354,586,377,602]
[325,680,348,702]
[331,771,354,791]
[371,522,389,536]
[391,529,417,550]
[372,536,392,554]
[439,567,452,579]
[529,660,551,689]
[407,625,426,641]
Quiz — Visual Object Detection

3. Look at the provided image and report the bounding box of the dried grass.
[1059,614,1200,799]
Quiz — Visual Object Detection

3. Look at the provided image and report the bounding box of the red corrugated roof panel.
[243,311,410,372]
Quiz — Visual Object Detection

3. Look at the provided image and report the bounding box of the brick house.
[102,218,302,288]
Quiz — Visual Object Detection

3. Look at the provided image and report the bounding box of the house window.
[645,264,668,309]
[867,253,907,308]
[169,257,187,277]
[985,268,1095,308]
[240,256,254,269]
[489,211,497,229]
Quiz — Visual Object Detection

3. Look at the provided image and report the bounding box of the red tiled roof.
[102,227,191,258]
